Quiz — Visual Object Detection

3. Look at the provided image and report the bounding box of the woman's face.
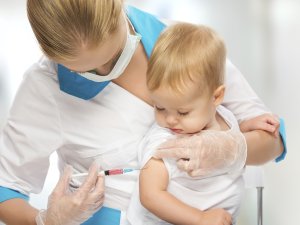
[60,15,127,75]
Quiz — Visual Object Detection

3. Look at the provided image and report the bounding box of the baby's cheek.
[155,114,166,127]
[184,119,203,133]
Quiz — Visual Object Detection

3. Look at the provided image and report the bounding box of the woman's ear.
[213,85,225,106]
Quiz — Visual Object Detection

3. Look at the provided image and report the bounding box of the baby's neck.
[206,112,229,131]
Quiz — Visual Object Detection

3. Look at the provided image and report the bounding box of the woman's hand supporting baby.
[154,113,280,177]
[154,129,247,177]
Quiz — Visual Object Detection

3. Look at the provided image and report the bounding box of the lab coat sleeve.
[222,59,270,122]
[222,59,286,162]
[0,65,63,200]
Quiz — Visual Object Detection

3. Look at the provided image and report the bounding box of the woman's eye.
[155,106,165,111]
[178,111,189,116]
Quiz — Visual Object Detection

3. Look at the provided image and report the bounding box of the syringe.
[69,168,139,190]
[71,168,137,178]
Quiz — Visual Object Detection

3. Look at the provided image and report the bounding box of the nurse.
[0,0,286,225]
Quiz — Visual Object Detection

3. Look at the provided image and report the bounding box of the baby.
[127,22,279,225]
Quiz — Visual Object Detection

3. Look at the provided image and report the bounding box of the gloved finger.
[82,202,102,216]
[176,159,192,172]
[187,169,208,177]
[85,194,104,210]
[179,158,212,177]
[153,148,190,160]
[86,201,103,214]
[94,195,105,209]
[52,165,73,198]
[77,162,99,197]
[89,175,105,201]
[158,138,187,149]
[92,174,105,195]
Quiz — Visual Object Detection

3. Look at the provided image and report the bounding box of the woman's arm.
[239,113,284,165]
[0,199,38,225]
[245,129,284,165]
[140,158,231,225]
[222,60,286,163]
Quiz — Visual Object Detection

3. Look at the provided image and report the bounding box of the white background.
[0,0,299,224]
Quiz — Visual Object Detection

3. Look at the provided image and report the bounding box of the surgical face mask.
[77,18,141,82]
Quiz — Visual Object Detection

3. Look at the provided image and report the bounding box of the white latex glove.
[36,163,104,225]
[154,129,247,177]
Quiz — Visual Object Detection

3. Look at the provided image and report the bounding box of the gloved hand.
[36,162,105,225]
[154,129,247,177]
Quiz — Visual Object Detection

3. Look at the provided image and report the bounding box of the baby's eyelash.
[178,111,189,116]
[155,106,165,111]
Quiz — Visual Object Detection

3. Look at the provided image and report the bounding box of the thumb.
[52,165,73,197]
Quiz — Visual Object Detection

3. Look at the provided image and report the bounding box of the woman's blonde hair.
[147,23,226,95]
[27,0,123,61]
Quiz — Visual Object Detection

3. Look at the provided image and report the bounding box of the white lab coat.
[0,56,269,211]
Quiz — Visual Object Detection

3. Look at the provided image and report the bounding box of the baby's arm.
[239,113,280,137]
[139,158,232,225]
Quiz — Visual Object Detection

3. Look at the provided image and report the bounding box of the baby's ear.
[213,85,225,106]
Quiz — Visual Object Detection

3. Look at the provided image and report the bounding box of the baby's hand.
[239,113,280,137]
[196,208,232,225]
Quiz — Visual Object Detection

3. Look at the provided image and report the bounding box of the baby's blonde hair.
[147,23,226,95]
[27,0,123,61]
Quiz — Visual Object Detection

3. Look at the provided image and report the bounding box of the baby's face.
[150,84,216,134]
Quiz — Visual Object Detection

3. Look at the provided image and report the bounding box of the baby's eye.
[155,106,165,111]
[178,111,189,116]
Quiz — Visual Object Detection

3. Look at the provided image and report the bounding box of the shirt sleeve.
[138,124,173,168]
[0,63,63,201]
[223,60,286,162]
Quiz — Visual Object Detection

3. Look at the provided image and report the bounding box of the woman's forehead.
[59,18,127,72]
